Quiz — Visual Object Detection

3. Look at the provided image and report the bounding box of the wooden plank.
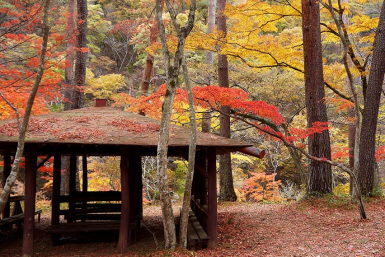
[0,213,24,227]
[46,221,136,234]
[10,195,25,202]
[58,208,121,215]
[59,191,121,202]
[187,222,199,241]
[65,213,121,221]
[23,148,37,256]
[72,203,121,209]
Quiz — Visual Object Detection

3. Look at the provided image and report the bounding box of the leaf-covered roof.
[0,107,251,149]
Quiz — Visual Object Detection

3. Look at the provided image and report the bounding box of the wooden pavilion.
[0,104,264,256]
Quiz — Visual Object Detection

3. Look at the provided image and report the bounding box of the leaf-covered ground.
[1,198,385,256]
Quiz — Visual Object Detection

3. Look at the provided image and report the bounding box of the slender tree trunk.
[155,0,196,249]
[302,0,332,195]
[73,0,87,109]
[202,0,216,133]
[218,0,236,201]
[357,2,385,196]
[0,0,51,214]
[179,55,197,248]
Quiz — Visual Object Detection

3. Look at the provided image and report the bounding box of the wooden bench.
[187,210,209,250]
[64,213,121,221]
[0,195,42,231]
[45,221,137,245]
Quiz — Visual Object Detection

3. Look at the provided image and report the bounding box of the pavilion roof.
[0,107,251,149]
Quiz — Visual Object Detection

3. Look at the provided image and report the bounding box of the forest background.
[1,0,385,234]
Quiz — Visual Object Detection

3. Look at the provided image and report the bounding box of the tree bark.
[155,0,196,249]
[64,0,76,111]
[201,0,216,133]
[218,0,237,201]
[301,0,332,195]
[179,54,197,248]
[0,0,51,215]
[357,2,385,196]
[73,0,87,109]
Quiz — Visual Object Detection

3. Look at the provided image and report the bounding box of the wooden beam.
[238,146,265,159]
[36,154,53,170]
[2,152,11,219]
[22,148,37,256]
[207,149,217,248]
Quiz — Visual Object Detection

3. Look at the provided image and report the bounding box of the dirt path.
[1,199,385,256]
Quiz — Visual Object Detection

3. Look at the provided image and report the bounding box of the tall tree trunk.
[155,0,196,249]
[61,0,76,195]
[73,0,88,109]
[202,0,216,133]
[357,2,385,196]
[0,0,51,214]
[218,0,236,201]
[302,0,332,195]
[179,55,197,248]
[64,0,76,111]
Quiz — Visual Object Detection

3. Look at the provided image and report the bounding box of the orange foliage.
[242,172,282,202]
[0,1,65,120]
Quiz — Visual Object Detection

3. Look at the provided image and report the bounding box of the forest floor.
[1,197,385,256]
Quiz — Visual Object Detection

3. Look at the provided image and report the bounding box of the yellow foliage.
[333,183,350,197]
[85,69,126,100]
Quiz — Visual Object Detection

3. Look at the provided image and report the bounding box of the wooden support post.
[82,153,87,193]
[68,149,77,219]
[52,149,61,226]
[207,148,217,248]
[135,155,143,227]
[129,153,137,228]
[118,147,132,253]
[2,152,11,219]
[82,153,88,217]
[22,147,37,257]
[69,150,77,195]
[51,148,62,245]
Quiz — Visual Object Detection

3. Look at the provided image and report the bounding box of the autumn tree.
[0,0,51,214]
[155,0,197,249]
[301,0,332,195]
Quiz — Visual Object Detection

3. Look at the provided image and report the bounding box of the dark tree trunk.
[301,0,332,195]
[217,0,236,201]
[64,0,76,111]
[73,0,87,109]
[140,13,160,97]
[357,2,385,196]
